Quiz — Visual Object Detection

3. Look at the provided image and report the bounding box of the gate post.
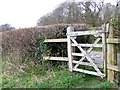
[67,26,74,72]
[107,24,118,83]
[102,24,107,77]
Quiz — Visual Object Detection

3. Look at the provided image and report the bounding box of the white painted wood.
[66,26,105,78]
[43,56,68,61]
[72,43,102,47]
[74,56,86,68]
[73,68,105,77]
[87,38,101,53]
[67,26,74,33]
[67,26,74,72]
[73,60,103,68]
[73,38,101,69]
[70,36,104,77]
[44,38,67,42]
[106,23,110,32]
[73,61,92,66]
[43,25,107,78]
[85,54,104,78]
[72,53,84,56]
[68,30,104,36]
[102,32,107,77]
[71,38,86,54]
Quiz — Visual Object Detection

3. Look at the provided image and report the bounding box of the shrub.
[2,24,90,60]
[110,17,120,37]
[110,17,120,31]
[30,35,49,64]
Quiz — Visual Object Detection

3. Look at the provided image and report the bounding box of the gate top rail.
[66,26,105,37]
[67,30,105,36]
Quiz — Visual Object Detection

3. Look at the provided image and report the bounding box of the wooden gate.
[66,26,107,78]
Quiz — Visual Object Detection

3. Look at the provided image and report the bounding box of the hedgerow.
[2,24,90,61]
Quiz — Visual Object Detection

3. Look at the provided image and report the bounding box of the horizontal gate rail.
[107,65,120,72]
[73,68,105,77]
[43,56,68,61]
[67,30,104,36]
[107,38,120,43]
[44,39,68,62]
[72,53,84,56]
[44,38,67,42]
[72,43,102,47]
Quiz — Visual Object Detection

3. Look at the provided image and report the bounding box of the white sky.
[0,0,117,29]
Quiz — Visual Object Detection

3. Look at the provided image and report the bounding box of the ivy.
[110,18,120,31]
[31,35,49,64]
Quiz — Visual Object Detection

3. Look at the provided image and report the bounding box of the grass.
[2,57,112,88]
[93,48,102,52]
[36,70,111,88]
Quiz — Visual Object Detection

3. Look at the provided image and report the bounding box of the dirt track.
[90,51,120,67]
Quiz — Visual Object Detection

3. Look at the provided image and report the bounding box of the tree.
[101,3,115,23]
[80,1,104,26]
[114,0,120,17]
[0,24,15,32]
[37,0,118,27]
[37,1,84,26]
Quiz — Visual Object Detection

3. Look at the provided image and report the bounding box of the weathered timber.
[43,56,68,61]
[44,38,67,42]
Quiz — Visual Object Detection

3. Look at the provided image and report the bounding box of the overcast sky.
[0,0,117,28]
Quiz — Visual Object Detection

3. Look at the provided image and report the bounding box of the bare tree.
[37,0,117,27]
[101,3,115,23]
[80,1,104,26]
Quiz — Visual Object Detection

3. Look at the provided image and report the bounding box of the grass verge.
[2,57,112,88]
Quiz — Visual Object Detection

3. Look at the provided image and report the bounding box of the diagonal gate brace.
[71,37,105,78]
